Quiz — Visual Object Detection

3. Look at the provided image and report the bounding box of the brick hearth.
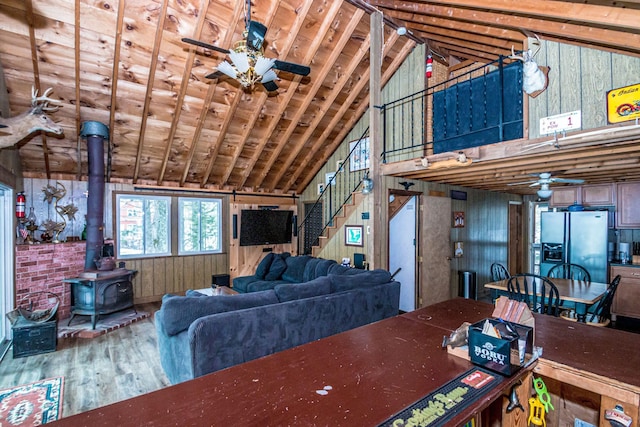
[15,241,85,320]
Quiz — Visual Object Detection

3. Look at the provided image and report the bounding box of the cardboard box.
[468,318,533,376]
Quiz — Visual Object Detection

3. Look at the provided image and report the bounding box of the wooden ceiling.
[1,0,640,196]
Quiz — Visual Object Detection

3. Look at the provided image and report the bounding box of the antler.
[509,46,525,62]
[31,86,61,112]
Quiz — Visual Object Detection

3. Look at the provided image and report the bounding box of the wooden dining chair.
[547,263,591,283]
[561,275,621,326]
[507,274,561,316]
[490,262,510,282]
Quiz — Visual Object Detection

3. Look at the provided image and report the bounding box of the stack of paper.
[491,296,534,328]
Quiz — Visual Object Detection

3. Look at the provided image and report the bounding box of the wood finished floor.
[0,302,169,418]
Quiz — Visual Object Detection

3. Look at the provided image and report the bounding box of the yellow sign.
[607,83,640,124]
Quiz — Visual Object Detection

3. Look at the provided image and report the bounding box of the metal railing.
[297,128,369,255]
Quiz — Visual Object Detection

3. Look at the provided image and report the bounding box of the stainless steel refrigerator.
[540,211,609,284]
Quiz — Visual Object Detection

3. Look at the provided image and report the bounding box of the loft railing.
[297,128,369,255]
[381,55,523,163]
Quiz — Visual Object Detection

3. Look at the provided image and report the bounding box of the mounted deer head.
[509,37,547,96]
[0,87,64,149]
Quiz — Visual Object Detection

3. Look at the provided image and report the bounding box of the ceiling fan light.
[229,50,250,73]
[260,69,278,83]
[254,57,276,76]
[537,188,553,199]
[217,61,237,79]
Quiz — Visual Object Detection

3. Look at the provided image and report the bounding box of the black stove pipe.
[80,121,109,271]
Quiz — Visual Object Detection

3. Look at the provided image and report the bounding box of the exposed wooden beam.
[107,0,126,183]
[74,0,81,181]
[235,0,317,189]
[158,0,211,185]
[132,0,169,184]
[256,6,364,191]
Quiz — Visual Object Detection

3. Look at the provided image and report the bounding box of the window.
[116,194,171,258]
[178,198,222,254]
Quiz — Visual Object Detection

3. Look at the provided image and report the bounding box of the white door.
[389,196,417,312]
[0,184,14,357]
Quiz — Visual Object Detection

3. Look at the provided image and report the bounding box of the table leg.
[575,303,587,322]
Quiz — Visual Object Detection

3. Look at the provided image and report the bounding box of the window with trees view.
[116,194,171,258]
[178,198,222,254]
[116,194,223,258]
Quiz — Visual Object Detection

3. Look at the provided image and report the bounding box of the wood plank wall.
[529,40,640,138]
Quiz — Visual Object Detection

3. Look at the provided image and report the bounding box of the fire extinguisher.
[426,55,433,79]
[16,192,26,219]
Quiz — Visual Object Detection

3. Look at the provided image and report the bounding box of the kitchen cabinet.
[611,265,640,320]
[581,183,615,206]
[616,182,640,228]
[550,184,616,208]
[549,187,580,207]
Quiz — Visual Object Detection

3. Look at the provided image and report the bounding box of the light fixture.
[396,26,407,36]
[216,40,278,89]
[362,173,374,194]
[536,183,553,199]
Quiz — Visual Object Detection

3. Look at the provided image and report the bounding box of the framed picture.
[318,183,325,195]
[453,211,465,228]
[345,225,363,247]
[454,241,464,258]
[349,138,370,172]
[325,171,337,186]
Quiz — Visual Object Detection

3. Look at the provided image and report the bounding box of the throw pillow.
[274,276,331,302]
[255,253,275,279]
[265,254,287,280]
[329,269,393,293]
[281,255,312,282]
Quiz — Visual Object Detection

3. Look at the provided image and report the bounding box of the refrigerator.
[540,211,609,284]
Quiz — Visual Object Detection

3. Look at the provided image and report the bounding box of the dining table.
[484,277,608,322]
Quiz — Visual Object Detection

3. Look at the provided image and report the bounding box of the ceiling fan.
[182,0,310,92]
[509,172,585,199]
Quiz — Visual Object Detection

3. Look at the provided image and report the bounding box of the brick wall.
[15,242,86,320]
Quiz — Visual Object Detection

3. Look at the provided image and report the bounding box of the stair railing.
[297,128,369,255]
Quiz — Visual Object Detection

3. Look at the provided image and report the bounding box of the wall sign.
[539,110,581,135]
[607,82,640,124]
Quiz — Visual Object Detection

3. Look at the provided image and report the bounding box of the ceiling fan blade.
[507,180,537,186]
[182,38,229,55]
[205,70,224,79]
[247,21,267,51]
[262,80,279,92]
[274,60,311,76]
[552,178,585,184]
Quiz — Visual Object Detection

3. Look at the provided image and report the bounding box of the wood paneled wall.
[529,40,640,138]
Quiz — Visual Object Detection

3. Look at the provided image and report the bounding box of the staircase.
[311,191,364,257]
[297,130,369,256]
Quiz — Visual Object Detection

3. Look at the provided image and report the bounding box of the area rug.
[57,309,151,339]
[0,377,63,425]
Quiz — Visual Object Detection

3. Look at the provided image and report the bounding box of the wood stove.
[65,269,136,329]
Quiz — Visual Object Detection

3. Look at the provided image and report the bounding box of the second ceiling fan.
[182,0,310,92]
[510,172,584,199]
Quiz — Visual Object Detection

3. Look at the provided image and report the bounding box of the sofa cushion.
[327,263,351,275]
[329,269,393,293]
[265,255,287,280]
[315,259,337,278]
[274,276,332,302]
[302,258,322,282]
[255,253,275,279]
[247,279,290,293]
[232,275,260,293]
[160,290,279,336]
[282,255,312,282]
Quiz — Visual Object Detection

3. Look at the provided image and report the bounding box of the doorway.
[0,184,14,359]
[388,191,419,312]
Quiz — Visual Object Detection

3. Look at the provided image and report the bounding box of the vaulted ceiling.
[1,0,639,196]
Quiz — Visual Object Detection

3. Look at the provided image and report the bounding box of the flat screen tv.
[240,209,293,246]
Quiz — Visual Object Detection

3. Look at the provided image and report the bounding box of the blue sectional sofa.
[155,267,400,384]
[232,253,362,293]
